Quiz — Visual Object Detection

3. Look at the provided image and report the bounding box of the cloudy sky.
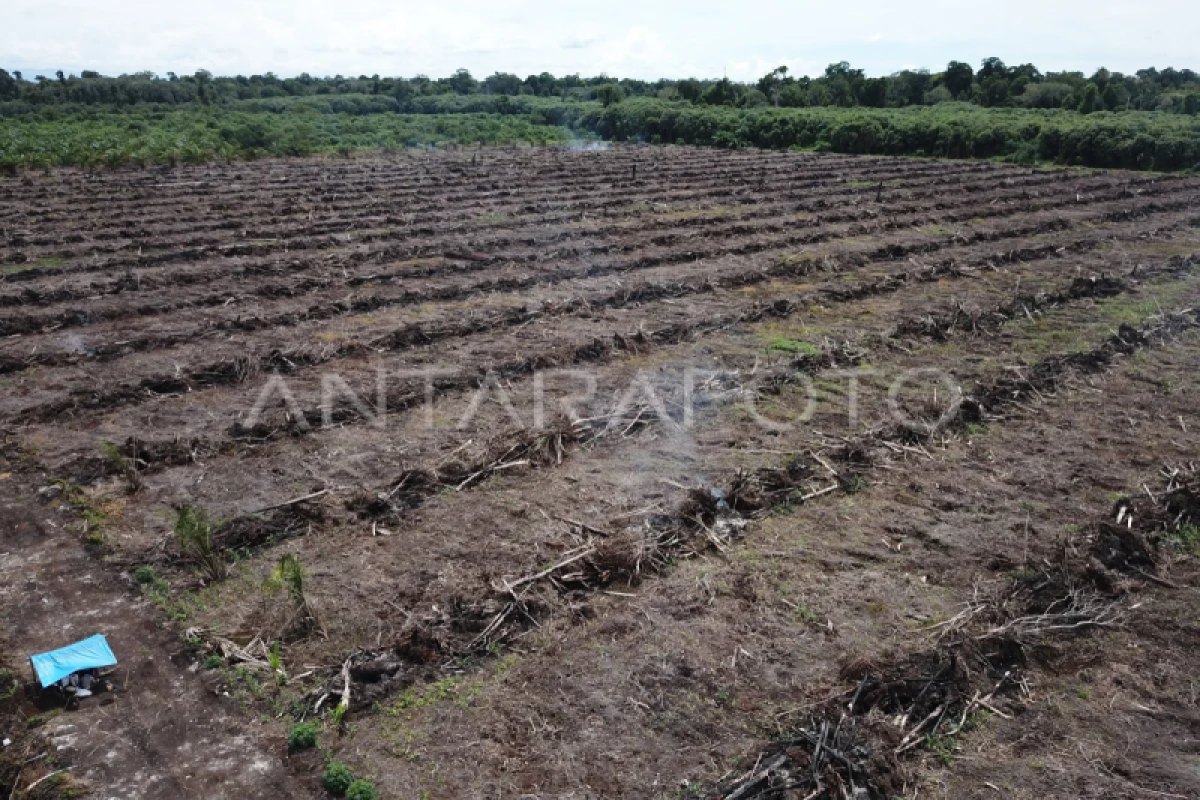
[3,0,1196,82]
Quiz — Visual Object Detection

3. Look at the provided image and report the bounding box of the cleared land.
[1,145,1199,799]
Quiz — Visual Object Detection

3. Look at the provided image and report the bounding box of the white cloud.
[1,0,1196,80]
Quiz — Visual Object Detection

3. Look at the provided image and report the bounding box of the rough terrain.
[1,145,1198,798]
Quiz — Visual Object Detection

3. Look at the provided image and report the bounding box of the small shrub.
[346,779,378,800]
[288,721,318,752]
[926,733,956,766]
[133,565,159,585]
[323,761,354,796]
[266,553,320,635]
[267,553,306,596]
[174,504,227,582]
[201,654,224,670]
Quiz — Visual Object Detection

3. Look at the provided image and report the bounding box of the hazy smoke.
[567,140,610,152]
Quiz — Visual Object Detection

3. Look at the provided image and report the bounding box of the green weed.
[133,565,159,585]
[1165,524,1200,553]
[264,553,320,635]
[287,721,319,752]
[174,504,226,582]
[346,780,378,800]
[788,601,820,623]
[131,565,191,623]
[926,733,956,766]
[386,676,466,716]
[323,761,354,796]
[50,477,110,534]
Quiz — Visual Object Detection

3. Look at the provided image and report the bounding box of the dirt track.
[1,145,1198,798]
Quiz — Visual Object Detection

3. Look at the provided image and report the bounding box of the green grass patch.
[384,675,482,716]
[1099,298,1163,324]
[765,337,819,355]
[130,565,195,623]
[1014,318,1094,355]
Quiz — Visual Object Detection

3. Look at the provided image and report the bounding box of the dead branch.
[986,589,1123,640]
[505,548,597,591]
[23,768,71,794]
[247,489,329,516]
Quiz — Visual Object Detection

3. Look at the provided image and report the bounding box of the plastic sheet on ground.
[29,634,118,687]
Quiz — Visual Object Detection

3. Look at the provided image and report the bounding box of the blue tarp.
[29,634,118,688]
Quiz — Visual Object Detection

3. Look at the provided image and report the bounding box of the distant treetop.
[0,60,1196,115]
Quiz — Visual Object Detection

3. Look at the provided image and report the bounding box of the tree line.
[747,60,1199,115]
[1,58,1197,116]
[576,100,1200,173]
[3,96,1196,174]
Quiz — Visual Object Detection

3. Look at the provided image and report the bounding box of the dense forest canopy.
[1,58,1198,115]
